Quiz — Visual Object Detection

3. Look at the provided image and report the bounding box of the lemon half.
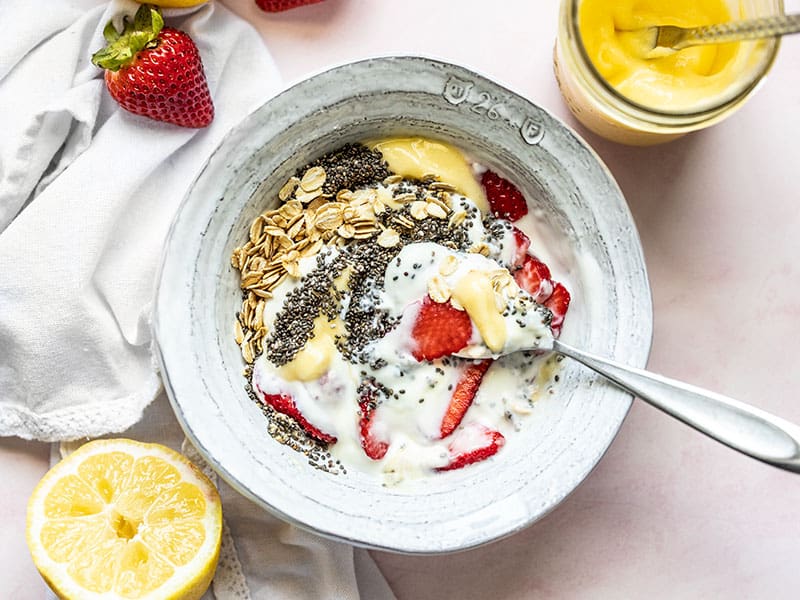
[26,439,222,600]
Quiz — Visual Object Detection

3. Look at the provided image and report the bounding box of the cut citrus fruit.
[26,439,222,600]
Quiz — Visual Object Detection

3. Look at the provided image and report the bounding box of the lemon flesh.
[27,439,222,600]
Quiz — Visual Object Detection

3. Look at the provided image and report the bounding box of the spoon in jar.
[619,13,800,59]
[456,337,800,474]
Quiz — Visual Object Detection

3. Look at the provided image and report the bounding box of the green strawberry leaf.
[102,20,121,44]
[91,4,165,72]
[133,3,153,32]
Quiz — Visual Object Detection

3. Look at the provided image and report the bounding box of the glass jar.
[554,0,783,145]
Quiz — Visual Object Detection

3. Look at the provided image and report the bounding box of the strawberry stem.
[91,4,164,72]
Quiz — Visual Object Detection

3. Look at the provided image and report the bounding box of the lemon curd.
[452,270,507,353]
[278,315,344,381]
[554,0,781,144]
[579,0,756,112]
[368,138,488,212]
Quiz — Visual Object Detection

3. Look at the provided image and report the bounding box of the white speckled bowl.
[154,57,652,554]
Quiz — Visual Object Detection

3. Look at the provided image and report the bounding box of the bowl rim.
[153,55,653,554]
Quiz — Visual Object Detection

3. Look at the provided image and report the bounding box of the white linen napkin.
[0,1,395,598]
[0,0,252,439]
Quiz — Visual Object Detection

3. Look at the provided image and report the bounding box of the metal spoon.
[621,13,800,58]
[458,338,800,473]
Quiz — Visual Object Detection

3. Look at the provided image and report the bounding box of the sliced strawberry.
[411,296,473,362]
[544,282,571,336]
[511,226,531,267]
[440,359,492,438]
[514,254,553,303]
[437,423,505,472]
[258,388,336,444]
[482,170,529,222]
[358,390,388,460]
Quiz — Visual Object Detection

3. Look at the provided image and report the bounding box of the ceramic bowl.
[154,56,652,554]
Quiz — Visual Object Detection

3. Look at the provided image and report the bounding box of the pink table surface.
[4,1,800,598]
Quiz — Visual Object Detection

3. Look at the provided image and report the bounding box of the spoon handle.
[552,339,800,473]
[669,13,800,49]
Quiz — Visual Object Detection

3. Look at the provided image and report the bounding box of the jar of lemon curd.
[554,0,783,145]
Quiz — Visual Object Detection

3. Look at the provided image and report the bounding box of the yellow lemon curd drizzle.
[578,0,751,112]
[368,138,488,213]
[279,314,344,382]
[452,270,507,353]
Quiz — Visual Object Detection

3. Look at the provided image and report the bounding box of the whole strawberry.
[255,0,325,12]
[91,5,214,128]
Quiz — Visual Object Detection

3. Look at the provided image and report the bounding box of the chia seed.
[264,252,344,366]
[336,243,401,363]
[300,143,390,195]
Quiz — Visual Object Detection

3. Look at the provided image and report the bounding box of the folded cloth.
[0,0,253,438]
[0,1,395,598]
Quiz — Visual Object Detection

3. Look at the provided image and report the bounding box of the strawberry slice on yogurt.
[440,359,493,438]
[437,423,506,471]
[252,362,358,447]
[514,254,554,304]
[511,226,531,267]
[410,296,473,361]
[358,387,390,460]
[257,389,337,445]
[544,282,571,337]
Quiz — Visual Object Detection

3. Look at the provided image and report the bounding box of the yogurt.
[233,138,570,484]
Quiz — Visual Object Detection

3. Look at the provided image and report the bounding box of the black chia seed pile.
[299,144,391,195]
[264,251,345,367]
[250,142,516,472]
